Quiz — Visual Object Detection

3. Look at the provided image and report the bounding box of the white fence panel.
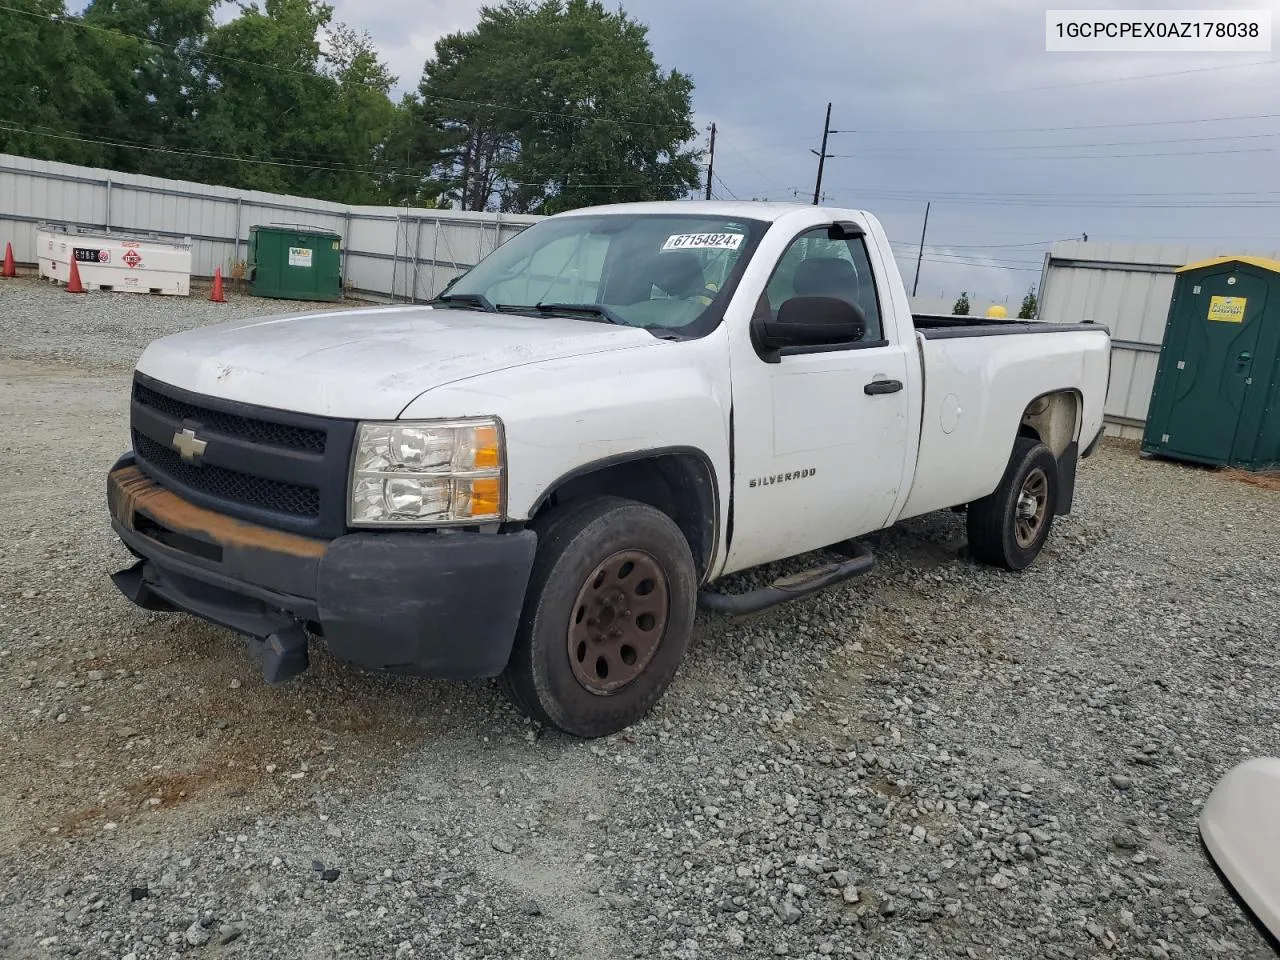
[0,153,540,300]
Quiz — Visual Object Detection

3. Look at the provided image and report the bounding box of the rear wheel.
[966,437,1058,571]
[501,496,696,738]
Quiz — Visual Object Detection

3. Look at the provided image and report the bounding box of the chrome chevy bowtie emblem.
[172,427,208,462]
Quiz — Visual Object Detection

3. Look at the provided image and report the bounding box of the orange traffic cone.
[66,256,85,293]
[2,242,14,278]
[210,266,226,303]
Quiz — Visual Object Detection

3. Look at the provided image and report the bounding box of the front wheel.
[501,496,697,738]
[966,437,1059,571]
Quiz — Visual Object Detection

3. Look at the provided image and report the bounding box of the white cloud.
[327,0,484,91]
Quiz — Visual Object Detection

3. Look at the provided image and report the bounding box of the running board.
[697,541,875,616]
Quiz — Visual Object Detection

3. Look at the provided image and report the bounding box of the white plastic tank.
[36,225,193,296]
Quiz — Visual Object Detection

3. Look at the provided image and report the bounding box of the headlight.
[348,418,505,525]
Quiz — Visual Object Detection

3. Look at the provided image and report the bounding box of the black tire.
[966,437,1059,571]
[501,496,697,738]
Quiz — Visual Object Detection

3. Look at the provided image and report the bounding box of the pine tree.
[1018,286,1038,319]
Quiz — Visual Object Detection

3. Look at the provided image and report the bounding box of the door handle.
[864,379,903,395]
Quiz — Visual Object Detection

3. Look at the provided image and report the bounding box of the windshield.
[439,213,768,335]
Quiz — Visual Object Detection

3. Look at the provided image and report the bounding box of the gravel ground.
[1,277,1278,960]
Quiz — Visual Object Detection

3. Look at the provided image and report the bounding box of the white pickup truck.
[107,201,1110,737]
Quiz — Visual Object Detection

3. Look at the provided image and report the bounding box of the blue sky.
[293,0,1280,302]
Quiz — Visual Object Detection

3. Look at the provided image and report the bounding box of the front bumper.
[107,455,537,680]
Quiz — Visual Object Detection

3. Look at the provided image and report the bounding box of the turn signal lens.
[472,424,501,469]
[462,477,502,517]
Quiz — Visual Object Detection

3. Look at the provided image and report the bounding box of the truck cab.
[108,201,1110,737]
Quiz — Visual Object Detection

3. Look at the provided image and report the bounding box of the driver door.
[723,224,913,573]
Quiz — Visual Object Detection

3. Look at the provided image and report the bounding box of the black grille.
[133,381,327,453]
[133,432,321,518]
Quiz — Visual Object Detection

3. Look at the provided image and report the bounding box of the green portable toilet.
[1142,256,1280,471]
[247,225,342,302]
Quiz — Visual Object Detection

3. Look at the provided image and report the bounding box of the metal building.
[1142,256,1280,471]
[1038,241,1280,438]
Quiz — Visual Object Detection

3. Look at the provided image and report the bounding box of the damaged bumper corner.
[106,455,538,682]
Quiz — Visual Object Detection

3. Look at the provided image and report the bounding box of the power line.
[892,237,1080,250]
[728,78,1280,153]
[0,120,664,188]
[890,247,1053,265]
[901,256,1044,273]
[714,131,783,185]
[826,130,1280,155]
[823,186,1280,209]
[1012,57,1279,94]
[902,251,1047,267]
[5,97,433,172]
[711,171,739,200]
[832,146,1273,161]
[849,109,1280,137]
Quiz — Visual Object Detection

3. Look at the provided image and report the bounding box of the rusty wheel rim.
[1014,467,1049,548]
[566,549,670,696]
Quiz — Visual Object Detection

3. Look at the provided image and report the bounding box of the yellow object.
[472,424,501,468]
[986,304,1008,318]
[1207,296,1247,323]
[1175,256,1280,275]
[465,477,502,517]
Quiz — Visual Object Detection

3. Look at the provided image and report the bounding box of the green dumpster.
[1142,255,1280,471]
[247,225,342,302]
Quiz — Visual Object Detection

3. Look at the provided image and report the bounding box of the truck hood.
[134,304,657,419]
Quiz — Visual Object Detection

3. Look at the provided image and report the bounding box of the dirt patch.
[0,608,477,851]
[1221,468,1280,492]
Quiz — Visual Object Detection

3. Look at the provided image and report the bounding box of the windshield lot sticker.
[1206,295,1246,323]
[662,233,744,251]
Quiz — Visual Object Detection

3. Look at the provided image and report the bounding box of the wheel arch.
[1014,388,1083,515]
[528,447,719,582]
[1017,388,1083,458]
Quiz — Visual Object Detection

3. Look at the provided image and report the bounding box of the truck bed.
[913,314,1105,339]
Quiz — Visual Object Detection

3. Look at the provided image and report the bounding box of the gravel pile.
[0,277,350,370]
[1,280,1277,959]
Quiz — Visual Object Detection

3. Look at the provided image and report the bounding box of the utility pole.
[705,123,717,201]
[911,201,931,297]
[811,102,832,205]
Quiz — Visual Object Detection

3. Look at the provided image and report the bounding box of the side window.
[762,227,884,342]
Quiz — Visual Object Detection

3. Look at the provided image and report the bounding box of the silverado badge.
[748,468,816,488]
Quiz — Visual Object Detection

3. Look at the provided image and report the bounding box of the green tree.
[181,0,404,201]
[79,0,216,176]
[952,291,970,316]
[1018,286,1038,319]
[414,0,700,213]
[0,0,117,165]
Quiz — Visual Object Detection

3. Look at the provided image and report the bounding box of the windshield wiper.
[534,302,629,327]
[429,292,497,313]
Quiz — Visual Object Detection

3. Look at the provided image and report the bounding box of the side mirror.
[754,296,866,353]
[828,221,865,241]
